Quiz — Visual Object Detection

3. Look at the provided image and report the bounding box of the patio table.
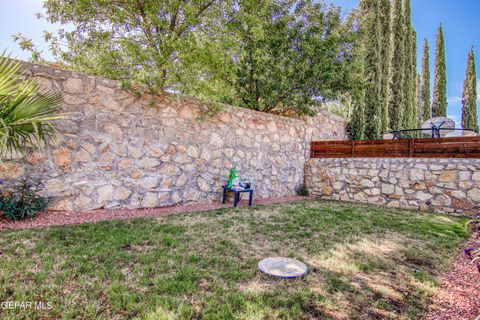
[222,186,254,207]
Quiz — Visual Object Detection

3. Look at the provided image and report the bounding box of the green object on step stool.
[227,169,239,188]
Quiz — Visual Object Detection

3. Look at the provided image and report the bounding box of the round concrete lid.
[258,257,308,278]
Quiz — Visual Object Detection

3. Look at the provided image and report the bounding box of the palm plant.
[0,52,63,159]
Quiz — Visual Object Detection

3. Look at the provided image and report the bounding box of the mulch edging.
[427,235,480,320]
[0,195,312,232]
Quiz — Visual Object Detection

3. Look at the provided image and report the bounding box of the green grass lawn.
[0,200,468,320]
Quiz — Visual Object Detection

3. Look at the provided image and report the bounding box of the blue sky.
[0,0,479,127]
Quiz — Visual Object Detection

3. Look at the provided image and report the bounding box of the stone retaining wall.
[305,158,480,216]
[0,61,346,211]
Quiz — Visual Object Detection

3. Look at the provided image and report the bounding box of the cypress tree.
[402,0,414,129]
[409,27,418,127]
[420,39,431,121]
[348,89,366,140]
[348,23,367,140]
[360,0,382,139]
[387,0,405,130]
[347,15,365,140]
[461,48,478,131]
[432,24,447,117]
[379,0,391,132]
[416,73,422,126]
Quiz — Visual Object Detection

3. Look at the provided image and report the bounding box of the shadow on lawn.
[233,232,439,320]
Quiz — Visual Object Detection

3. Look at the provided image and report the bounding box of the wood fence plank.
[310,137,480,159]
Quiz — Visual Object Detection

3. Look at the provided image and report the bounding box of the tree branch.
[176,1,215,38]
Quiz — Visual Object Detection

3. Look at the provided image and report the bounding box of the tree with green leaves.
[348,99,366,140]
[432,24,447,117]
[387,0,405,130]
[402,0,418,130]
[379,0,391,132]
[347,82,366,140]
[415,73,422,126]
[15,0,360,117]
[226,1,361,116]
[0,54,63,159]
[403,25,418,129]
[461,48,478,131]
[358,0,382,139]
[15,0,234,97]
[410,29,418,125]
[420,39,431,122]
[347,12,368,141]
[402,0,412,129]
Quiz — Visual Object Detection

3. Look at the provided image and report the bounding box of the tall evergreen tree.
[461,48,478,131]
[387,0,405,130]
[415,73,422,126]
[432,24,447,117]
[420,39,431,121]
[348,18,367,140]
[402,0,416,129]
[348,89,366,140]
[379,0,391,132]
[408,28,418,128]
[360,0,382,139]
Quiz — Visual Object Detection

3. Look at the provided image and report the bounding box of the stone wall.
[0,61,346,211]
[305,158,480,216]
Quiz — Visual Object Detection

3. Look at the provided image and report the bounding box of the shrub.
[296,184,310,197]
[0,177,48,220]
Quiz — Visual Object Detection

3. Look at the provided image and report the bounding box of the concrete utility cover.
[258,257,308,278]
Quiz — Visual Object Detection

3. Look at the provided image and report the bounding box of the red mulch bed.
[0,195,311,232]
[427,235,480,320]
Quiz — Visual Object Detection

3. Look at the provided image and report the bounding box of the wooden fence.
[310,137,480,158]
